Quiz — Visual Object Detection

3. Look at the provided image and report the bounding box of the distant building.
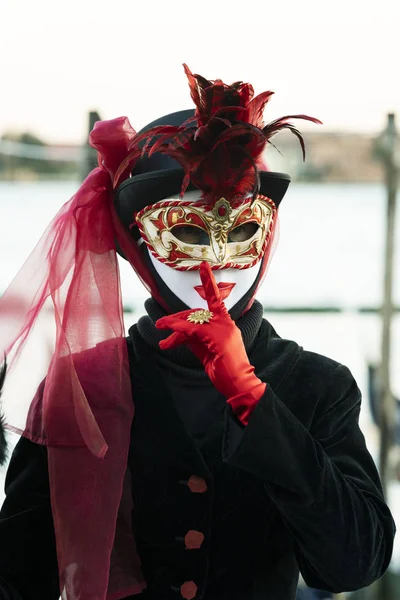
[264,130,384,183]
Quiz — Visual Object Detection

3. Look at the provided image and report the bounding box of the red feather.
[118,65,322,204]
[246,91,275,128]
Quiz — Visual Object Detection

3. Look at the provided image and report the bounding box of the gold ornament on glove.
[187,309,213,324]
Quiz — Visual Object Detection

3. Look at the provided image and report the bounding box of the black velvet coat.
[0,318,396,600]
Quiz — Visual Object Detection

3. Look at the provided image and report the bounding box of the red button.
[187,475,207,493]
[180,581,197,599]
[184,530,205,550]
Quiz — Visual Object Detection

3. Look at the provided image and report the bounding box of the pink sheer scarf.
[0,117,149,599]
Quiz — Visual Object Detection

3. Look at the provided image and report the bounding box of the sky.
[0,0,399,145]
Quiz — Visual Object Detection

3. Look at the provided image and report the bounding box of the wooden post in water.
[372,113,399,600]
[378,113,398,498]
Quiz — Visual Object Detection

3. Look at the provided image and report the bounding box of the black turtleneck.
[133,299,264,445]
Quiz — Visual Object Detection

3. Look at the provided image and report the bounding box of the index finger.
[199,261,223,313]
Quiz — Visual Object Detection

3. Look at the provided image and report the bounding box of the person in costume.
[0,65,396,600]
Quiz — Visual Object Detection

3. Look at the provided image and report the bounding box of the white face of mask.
[141,189,264,311]
[148,250,261,311]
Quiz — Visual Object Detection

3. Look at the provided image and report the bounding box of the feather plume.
[0,357,7,465]
[120,65,322,204]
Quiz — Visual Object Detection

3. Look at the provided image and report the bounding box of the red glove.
[155,262,266,425]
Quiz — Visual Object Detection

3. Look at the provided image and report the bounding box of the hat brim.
[114,169,290,233]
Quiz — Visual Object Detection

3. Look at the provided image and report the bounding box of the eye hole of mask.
[228,223,260,242]
[171,225,211,245]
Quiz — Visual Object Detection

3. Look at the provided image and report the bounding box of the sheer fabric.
[0,117,147,599]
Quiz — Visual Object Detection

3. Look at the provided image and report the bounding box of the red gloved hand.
[155,262,266,425]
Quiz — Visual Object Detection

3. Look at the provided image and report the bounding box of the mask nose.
[212,268,234,283]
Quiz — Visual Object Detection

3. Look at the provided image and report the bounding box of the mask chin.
[142,245,263,321]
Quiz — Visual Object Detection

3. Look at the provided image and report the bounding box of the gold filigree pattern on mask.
[135,195,276,271]
[212,198,232,223]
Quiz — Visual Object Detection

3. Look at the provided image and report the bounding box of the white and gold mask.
[135,192,276,272]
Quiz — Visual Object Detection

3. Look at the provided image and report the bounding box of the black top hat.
[114,109,291,234]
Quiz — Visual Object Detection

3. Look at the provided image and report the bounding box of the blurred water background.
[0,180,399,586]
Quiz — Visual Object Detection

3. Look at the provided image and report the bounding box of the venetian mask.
[134,191,277,311]
[135,192,276,271]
